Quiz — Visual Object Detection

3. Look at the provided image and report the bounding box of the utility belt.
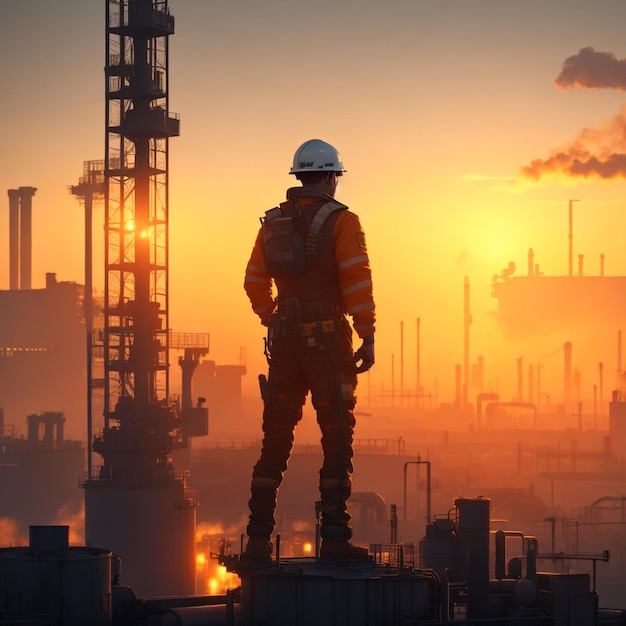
[268,299,345,351]
[276,298,344,321]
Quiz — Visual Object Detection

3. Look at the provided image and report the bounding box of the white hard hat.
[289,139,347,175]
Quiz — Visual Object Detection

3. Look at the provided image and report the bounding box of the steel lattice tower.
[96,0,180,480]
[83,0,196,598]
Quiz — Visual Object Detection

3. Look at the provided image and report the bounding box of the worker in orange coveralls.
[242,139,376,561]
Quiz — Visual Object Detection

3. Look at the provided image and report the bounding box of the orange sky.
[3,0,626,409]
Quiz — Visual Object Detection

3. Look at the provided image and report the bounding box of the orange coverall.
[243,186,375,543]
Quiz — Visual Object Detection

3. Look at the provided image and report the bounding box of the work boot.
[242,536,272,562]
[319,540,369,560]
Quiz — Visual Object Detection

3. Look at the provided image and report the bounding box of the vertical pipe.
[400,321,404,406]
[18,187,36,290]
[599,363,604,421]
[593,384,598,429]
[425,460,431,523]
[528,248,534,276]
[8,189,20,290]
[618,330,622,387]
[463,276,471,408]
[564,341,572,412]
[600,254,605,277]
[390,504,397,544]
[416,317,421,403]
[568,201,573,277]
[84,192,94,479]
[528,365,534,404]
[568,199,579,278]
[391,353,395,407]
[578,254,584,277]
[517,357,523,401]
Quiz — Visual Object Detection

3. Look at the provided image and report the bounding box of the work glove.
[354,335,375,374]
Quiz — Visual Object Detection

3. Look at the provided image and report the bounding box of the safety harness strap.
[305,200,346,257]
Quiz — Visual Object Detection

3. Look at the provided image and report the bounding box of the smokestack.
[7,189,20,290]
[18,186,37,290]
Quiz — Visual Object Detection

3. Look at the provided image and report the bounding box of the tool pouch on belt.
[266,311,289,354]
[299,319,336,351]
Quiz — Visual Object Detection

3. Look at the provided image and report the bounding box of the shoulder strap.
[305,200,346,257]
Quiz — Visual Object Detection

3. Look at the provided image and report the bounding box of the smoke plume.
[520,104,626,180]
[555,47,626,91]
[519,48,626,181]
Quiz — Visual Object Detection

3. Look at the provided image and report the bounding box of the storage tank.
[419,516,456,580]
[0,525,111,626]
[237,558,438,625]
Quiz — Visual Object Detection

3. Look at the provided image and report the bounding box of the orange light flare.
[195,523,241,595]
[203,561,239,596]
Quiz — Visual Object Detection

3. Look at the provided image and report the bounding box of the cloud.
[555,47,626,91]
[519,104,626,181]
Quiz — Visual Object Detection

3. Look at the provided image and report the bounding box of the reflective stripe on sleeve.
[245,274,268,284]
[341,280,372,296]
[337,254,369,270]
[247,261,266,273]
[347,301,375,315]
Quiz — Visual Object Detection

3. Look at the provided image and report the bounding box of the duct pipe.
[18,186,36,290]
[8,189,20,289]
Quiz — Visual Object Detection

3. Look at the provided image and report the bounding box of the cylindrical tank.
[0,525,111,626]
[84,480,196,597]
[456,497,490,620]
[419,517,455,581]
[238,559,438,625]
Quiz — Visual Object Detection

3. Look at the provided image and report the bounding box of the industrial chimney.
[6,186,37,290]
[19,186,37,290]
[7,189,20,290]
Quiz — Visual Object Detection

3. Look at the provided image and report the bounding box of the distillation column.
[82,0,194,598]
